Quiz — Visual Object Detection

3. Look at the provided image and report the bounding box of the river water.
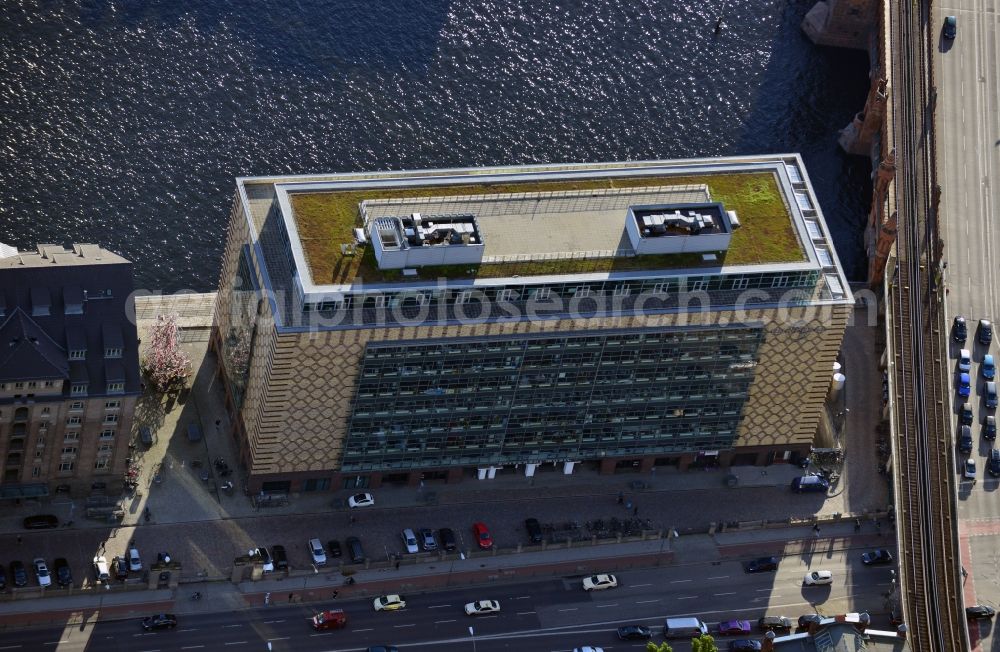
[0,0,871,291]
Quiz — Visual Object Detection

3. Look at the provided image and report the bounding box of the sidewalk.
[0,521,893,627]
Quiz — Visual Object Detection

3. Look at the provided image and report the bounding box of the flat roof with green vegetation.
[290,171,805,286]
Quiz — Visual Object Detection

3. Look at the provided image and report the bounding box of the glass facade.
[219,246,259,409]
[342,326,763,471]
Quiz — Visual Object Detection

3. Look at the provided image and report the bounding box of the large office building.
[212,156,853,494]
[0,243,140,498]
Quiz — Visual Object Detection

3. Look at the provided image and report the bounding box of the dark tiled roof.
[0,308,68,382]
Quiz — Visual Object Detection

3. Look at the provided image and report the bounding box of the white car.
[348,493,375,508]
[964,458,977,479]
[959,349,972,372]
[573,648,605,652]
[308,538,327,566]
[92,556,110,582]
[127,546,142,572]
[252,547,274,572]
[33,558,51,587]
[465,600,501,616]
[401,528,419,554]
[373,594,407,612]
[804,570,834,586]
[582,573,618,591]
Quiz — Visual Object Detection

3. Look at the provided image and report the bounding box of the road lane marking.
[677,596,698,600]
[262,620,284,624]
[224,643,247,646]
[517,611,537,615]
[708,576,729,580]
[428,604,452,608]
[516,595,531,599]
[394,624,417,628]
[181,647,205,650]
[177,630,198,633]
[268,638,289,641]
[632,583,652,587]
[435,619,458,624]
[714,592,737,596]
[0,647,23,651]
[353,629,373,633]
[558,608,578,612]
[595,603,619,608]
[223,624,242,628]
[670,579,692,583]
[756,589,772,592]
[636,599,659,604]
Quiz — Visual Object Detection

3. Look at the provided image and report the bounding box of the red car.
[472,522,493,550]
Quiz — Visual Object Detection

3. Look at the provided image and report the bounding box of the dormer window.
[106,382,124,394]
[70,383,88,396]
[69,349,86,360]
[105,347,122,358]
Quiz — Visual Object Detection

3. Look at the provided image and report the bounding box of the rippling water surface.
[0,0,871,291]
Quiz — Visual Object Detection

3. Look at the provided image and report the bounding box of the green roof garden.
[289,171,805,286]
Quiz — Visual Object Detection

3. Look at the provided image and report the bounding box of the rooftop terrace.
[288,170,805,286]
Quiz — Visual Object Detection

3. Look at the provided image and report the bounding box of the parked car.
[719,620,752,635]
[472,522,493,550]
[943,15,957,39]
[419,528,437,551]
[33,558,51,587]
[141,614,178,630]
[961,402,974,425]
[984,416,996,440]
[365,647,399,652]
[803,570,833,586]
[582,573,618,591]
[964,458,977,480]
[308,538,327,566]
[327,540,342,559]
[746,556,779,573]
[53,558,72,587]
[960,425,974,453]
[954,316,968,342]
[439,528,457,552]
[112,555,128,580]
[311,609,347,630]
[253,547,273,572]
[616,625,652,640]
[861,549,894,566]
[272,545,288,571]
[0,564,6,591]
[980,319,993,346]
[758,616,793,633]
[983,354,996,379]
[127,546,142,572]
[346,536,365,564]
[958,372,972,398]
[987,382,998,409]
[798,614,824,628]
[525,518,543,544]
[966,605,996,620]
[373,594,407,612]
[959,349,972,372]
[464,600,500,616]
[401,529,419,554]
[729,641,762,652]
[348,492,375,508]
[22,514,59,530]
[9,560,28,588]
[988,449,1000,477]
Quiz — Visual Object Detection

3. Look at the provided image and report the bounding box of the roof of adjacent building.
[0,243,140,396]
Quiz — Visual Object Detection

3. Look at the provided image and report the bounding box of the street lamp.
[469,626,477,652]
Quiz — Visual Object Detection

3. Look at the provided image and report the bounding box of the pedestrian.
[332,590,339,599]
[854,518,861,532]
[617,491,624,505]
[288,593,294,603]
[395,561,400,570]
[350,515,356,524]
[16,535,22,545]
[813,524,820,537]
[633,505,638,517]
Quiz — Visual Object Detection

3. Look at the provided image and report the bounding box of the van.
[663,617,708,638]
[791,475,830,493]
[346,536,365,564]
[311,609,347,630]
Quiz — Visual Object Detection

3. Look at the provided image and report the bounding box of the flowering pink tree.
[141,314,191,392]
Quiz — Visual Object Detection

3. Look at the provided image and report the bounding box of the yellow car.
[373,594,407,612]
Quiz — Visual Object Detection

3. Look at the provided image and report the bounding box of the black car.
[954,316,968,342]
[439,528,457,552]
[758,616,793,633]
[966,605,996,620]
[272,545,288,571]
[23,514,59,530]
[141,613,178,630]
[346,536,365,564]
[989,449,1000,477]
[112,556,129,581]
[0,563,6,591]
[798,614,824,628]
[943,15,957,40]
[980,319,993,346]
[53,558,73,587]
[327,540,342,559]
[961,402,974,426]
[729,641,762,652]
[861,549,893,566]
[960,425,974,453]
[10,560,28,588]
[985,416,997,440]
[617,625,652,640]
[525,518,543,544]
[746,556,779,573]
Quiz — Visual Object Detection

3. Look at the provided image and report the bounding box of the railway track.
[888,0,966,649]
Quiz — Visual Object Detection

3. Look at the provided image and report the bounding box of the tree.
[691,634,719,652]
[141,313,191,392]
[646,642,673,652]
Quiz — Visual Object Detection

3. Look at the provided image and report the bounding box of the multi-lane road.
[935,0,1000,649]
[0,549,895,652]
